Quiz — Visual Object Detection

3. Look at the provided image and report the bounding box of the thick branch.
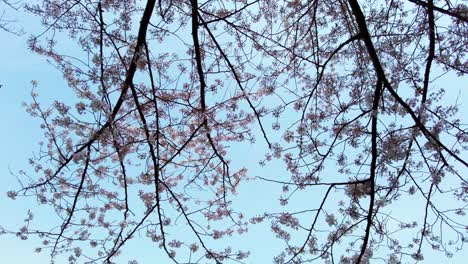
[408,0,468,23]
[347,0,467,167]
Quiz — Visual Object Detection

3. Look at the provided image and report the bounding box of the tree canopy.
[2,0,468,263]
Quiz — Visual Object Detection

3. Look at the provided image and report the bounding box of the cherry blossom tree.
[2,0,467,263]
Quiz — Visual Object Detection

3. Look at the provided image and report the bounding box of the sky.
[0,3,467,264]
